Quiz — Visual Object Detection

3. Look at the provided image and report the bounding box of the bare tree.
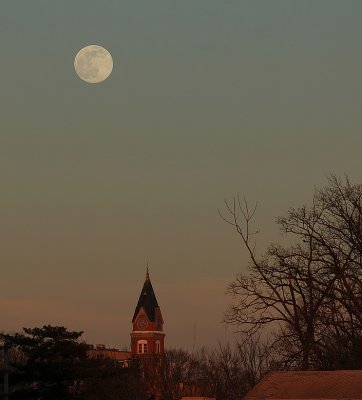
[220,175,362,370]
[236,333,278,387]
[278,175,362,327]
[157,345,251,400]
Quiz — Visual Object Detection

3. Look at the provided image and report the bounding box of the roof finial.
[146,261,150,280]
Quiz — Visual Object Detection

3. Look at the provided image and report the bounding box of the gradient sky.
[1,1,362,350]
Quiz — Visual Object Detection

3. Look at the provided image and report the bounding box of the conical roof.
[132,269,160,322]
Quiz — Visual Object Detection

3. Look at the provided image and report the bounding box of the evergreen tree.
[1,325,88,399]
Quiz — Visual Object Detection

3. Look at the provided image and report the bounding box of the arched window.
[155,340,161,354]
[137,340,148,354]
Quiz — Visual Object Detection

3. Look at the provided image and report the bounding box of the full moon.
[74,45,113,84]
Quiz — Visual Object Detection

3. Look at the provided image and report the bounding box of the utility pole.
[0,339,9,400]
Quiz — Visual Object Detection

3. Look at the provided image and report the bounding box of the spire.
[132,267,160,322]
[146,262,150,281]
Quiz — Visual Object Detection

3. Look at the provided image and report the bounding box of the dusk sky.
[1,1,362,350]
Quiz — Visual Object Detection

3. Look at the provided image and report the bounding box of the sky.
[1,1,362,350]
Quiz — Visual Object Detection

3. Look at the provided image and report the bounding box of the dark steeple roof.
[132,268,160,322]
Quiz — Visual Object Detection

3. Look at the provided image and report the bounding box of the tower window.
[155,340,161,354]
[137,340,148,354]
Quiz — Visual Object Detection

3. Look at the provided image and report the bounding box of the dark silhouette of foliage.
[1,325,89,399]
[1,325,151,400]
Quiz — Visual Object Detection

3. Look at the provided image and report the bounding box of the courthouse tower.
[130,267,165,357]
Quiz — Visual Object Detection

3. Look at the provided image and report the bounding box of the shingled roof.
[132,268,160,322]
[243,370,362,399]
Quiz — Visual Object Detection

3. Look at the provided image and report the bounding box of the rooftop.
[132,268,160,322]
[243,370,362,399]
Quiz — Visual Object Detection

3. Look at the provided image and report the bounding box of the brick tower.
[130,267,165,358]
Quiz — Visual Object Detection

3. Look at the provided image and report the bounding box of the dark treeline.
[0,326,147,400]
[0,326,273,400]
[161,335,277,400]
